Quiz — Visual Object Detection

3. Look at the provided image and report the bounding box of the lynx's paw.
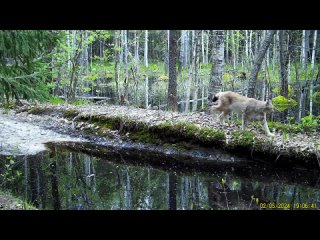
[267,133,275,137]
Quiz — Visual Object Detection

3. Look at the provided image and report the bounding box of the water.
[1,145,320,210]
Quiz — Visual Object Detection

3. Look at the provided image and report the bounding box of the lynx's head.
[207,93,219,107]
[265,99,274,113]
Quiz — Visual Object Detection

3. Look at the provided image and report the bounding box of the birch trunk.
[247,30,276,98]
[134,30,140,105]
[310,30,318,115]
[184,31,194,113]
[301,30,310,69]
[144,30,149,108]
[231,30,236,70]
[225,30,229,64]
[279,30,290,122]
[209,30,225,96]
[201,30,205,64]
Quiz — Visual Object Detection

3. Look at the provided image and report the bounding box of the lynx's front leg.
[241,113,247,130]
[218,111,229,125]
[262,112,274,137]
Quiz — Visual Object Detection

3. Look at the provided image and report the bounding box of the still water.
[1,145,320,210]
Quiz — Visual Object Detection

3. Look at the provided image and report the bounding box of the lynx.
[208,91,274,137]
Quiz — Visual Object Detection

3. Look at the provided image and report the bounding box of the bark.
[245,30,249,60]
[231,30,236,69]
[301,30,310,69]
[192,31,201,111]
[134,30,140,105]
[144,30,149,108]
[205,30,209,64]
[114,31,120,103]
[310,30,318,115]
[167,30,178,111]
[279,30,291,122]
[225,30,229,64]
[123,30,129,102]
[209,30,224,97]
[247,30,276,98]
[201,30,205,64]
[184,31,195,113]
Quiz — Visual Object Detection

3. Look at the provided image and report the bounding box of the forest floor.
[0,109,82,155]
[1,102,319,170]
[0,190,36,210]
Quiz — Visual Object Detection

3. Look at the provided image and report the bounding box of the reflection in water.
[1,146,320,210]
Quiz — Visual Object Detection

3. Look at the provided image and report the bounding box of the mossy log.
[20,104,320,169]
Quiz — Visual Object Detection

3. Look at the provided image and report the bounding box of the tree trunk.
[201,30,205,64]
[185,31,195,113]
[123,30,129,102]
[167,30,178,111]
[231,30,236,70]
[279,30,290,122]
[225,30,229,64]
[310,30,318,115]
[247,30,276,98]
[114,31,120,103]
[208,30,224,97]
[301,30,310,69]
[245,30,249,62]
[144,30,149,108]
[134,30,140,105]
[249,30,253,65]
[192,31,201,112]
[205,30,209,64]
[178,30,185,76]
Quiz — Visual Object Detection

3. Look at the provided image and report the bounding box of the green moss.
[230,130,255,149]
[63,109,80,119]
[197,127,225,145]
[130,131,161,144]
[28,107,46,115]
[149,121,225,146]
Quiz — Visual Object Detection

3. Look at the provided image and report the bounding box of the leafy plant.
[312,91,320,104]
[49,96,64,104]
[272,96,297,112]
[272,85,295,98]
[301,115,319,132]
[0,156,22,187]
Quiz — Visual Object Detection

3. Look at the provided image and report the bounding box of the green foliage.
[272,96,297,112]
[158,75,168,81]
[0,156,22,187]
[268,121,301,134]
[312,92,320,104]
[49,96,64,105]
[301,115,319,132]
[272,85,295,98]
[0,30,59,103]
[300,69,313,80]
[222,72,232,82]
[268,115,320,134]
